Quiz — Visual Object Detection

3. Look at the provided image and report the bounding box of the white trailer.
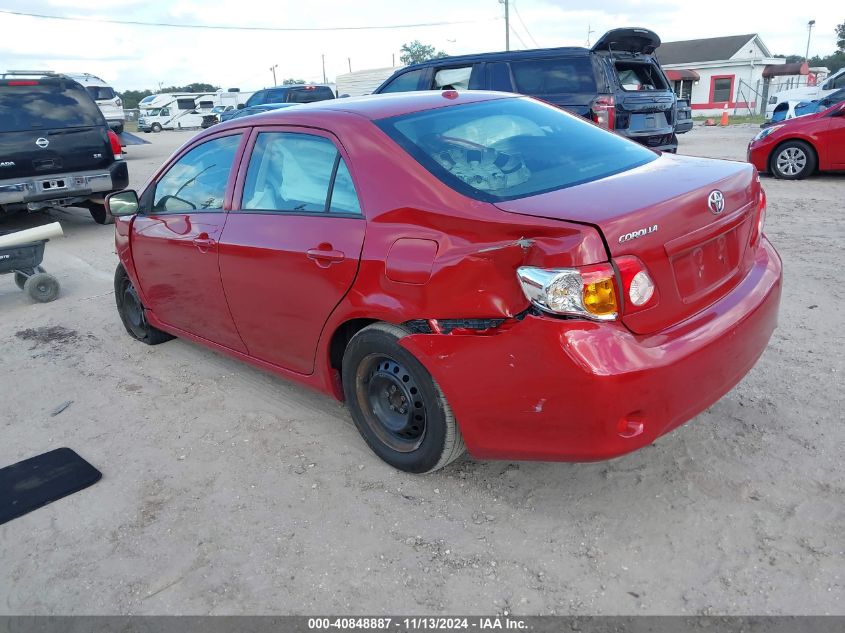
[137,93,214,132]
[335,67,397,97]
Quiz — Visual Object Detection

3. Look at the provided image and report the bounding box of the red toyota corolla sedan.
[747,100,845,179]
[106,91,782,473]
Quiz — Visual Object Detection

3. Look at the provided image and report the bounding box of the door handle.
[306,247,345,267]
[192,233,216,253]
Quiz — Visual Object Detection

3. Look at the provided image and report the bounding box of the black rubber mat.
[0,448,101,525]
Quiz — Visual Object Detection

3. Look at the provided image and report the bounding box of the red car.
[748,100,845,179]
[105,91,782,473]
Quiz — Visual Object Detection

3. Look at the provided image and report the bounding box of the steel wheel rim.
[776,147,806,176]
[122,280,147,337]
[355,354,427,453]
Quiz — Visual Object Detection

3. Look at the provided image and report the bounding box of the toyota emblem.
[707,190,725,215]
[35,137,49,149]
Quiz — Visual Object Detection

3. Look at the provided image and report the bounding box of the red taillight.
[614,256,658,314]
[107,129,123,160]
[8,80,39,86]
[590,95,616,130]
[750,189,767,247]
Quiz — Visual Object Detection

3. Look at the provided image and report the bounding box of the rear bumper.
[623,130,678,151]
[400,238,782,462]
[0,161,128,208]
[675,119,694,134]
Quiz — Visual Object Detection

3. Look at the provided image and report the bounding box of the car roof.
[257,90,517,121]
[393,46,591,73]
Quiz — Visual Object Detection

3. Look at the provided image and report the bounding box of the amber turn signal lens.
[583,277,618,317]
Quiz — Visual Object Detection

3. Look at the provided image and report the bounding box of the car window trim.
[232,124,364,218]
[142,130,247,215]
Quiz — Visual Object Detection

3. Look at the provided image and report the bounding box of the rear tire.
[114,123,124,134]
[342,322,465,473]
[24,272,60,302]
[114,264,173,345]
[770,140,816,179]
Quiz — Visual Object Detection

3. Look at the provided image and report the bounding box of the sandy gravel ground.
[0,125,842,615]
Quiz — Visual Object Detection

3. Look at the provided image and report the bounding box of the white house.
[657,34,801,117]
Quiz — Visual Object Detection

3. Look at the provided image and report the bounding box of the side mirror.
[237,103,245,109]
[106,190,140,217]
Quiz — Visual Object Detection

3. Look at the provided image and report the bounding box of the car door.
[825,104,845,168]
[218,127,366,374]
[132,132,248,352]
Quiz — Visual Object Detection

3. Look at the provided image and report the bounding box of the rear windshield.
[85,85,116,100]
[376,97,657,202]
[0,81,105,132]
[510,57,597,96]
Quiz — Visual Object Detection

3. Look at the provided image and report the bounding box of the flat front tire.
[114,265,173,345]
[342,322,465,473]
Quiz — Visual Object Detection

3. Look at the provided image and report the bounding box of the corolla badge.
[618,224,658,244]
[708,190,725,215]
[35,137,49,149]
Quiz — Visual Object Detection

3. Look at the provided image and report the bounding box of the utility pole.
[498,0,509,51]
[805,19,816,61]
[348,57,352,73]
[270,64,278,85]
[321,54,327,84]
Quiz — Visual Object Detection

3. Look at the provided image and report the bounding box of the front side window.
[377,97,656,202]
[433,67,472,90]
[242,132,361,214]
[153,134,241,213]
[380,69,426,93]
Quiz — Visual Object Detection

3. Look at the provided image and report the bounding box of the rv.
[137,93,214,132]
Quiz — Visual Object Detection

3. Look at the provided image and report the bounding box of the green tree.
[119,89,153,109]
[399,40,448,65]
[837,20,845,52]
[282,78,306,85]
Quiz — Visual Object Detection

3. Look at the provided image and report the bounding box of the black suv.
[374,28,679,152]
[245,84,334,107]
[0,72,128,224]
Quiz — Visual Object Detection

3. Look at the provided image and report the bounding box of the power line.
[509,26,528,50]
[511,1,540,48]
[0,9,500,32]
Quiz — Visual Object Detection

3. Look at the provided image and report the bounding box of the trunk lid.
[592,28,661,55]
[495,154,763,334]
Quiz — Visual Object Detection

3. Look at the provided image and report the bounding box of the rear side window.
[510,57,596,96]
[376,97,656,203]
[242,132,361,214]
[85,86,116,100]
[379,69,426,93]
[287,87,333,103]
[0,81,105,132]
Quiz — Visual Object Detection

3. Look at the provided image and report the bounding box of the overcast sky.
[0,0,839,92]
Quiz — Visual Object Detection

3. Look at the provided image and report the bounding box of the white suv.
[67,73,126,133]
